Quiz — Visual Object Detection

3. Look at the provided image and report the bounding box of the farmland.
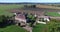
[0,4,24,16]
[36,4,60,10]
[0,4,60,16]
[0,4,60,32]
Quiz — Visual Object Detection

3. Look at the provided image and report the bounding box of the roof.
[15,14,25,20]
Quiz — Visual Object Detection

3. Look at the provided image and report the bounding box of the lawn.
[0,4,24,16]
[32,24,46,32]
[0,25,27,32]
[45,12,60,17]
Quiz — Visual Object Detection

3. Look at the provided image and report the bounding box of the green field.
[0,25,27,32]
[45,12,60,16]
[0,4,24,16]
[33,24,46,32]
[0,4,27,32]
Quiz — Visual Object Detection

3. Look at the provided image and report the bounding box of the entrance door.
[18,23,21,26]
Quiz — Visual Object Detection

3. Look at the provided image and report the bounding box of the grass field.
[0,4,24,16]
[45,12,60,16]
[33,24,46,32]
[0,25,27,32]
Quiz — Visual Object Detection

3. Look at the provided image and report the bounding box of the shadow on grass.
[0,20,15,28]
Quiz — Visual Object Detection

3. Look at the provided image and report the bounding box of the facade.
[14,13,26,26]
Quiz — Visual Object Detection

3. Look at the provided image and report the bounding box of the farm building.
[14,13,26,26]
[14,12,50,25]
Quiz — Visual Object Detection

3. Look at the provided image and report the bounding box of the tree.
[0,15,6,23]
[0,15,12,28]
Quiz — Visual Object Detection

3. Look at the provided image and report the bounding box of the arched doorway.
[18,23,21,26]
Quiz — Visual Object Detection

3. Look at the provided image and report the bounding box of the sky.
[0,0,60,3]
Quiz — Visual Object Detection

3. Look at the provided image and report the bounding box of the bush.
[47,19,60,32]
[0,15,14,28]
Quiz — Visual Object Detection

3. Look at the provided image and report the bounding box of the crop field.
[0,4,24,16]
[36,4,60,10]
[0,4,60,16]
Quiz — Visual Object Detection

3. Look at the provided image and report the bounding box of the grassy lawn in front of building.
[32,23,46,32]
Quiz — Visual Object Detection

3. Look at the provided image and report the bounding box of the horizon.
[0,0,60,3]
